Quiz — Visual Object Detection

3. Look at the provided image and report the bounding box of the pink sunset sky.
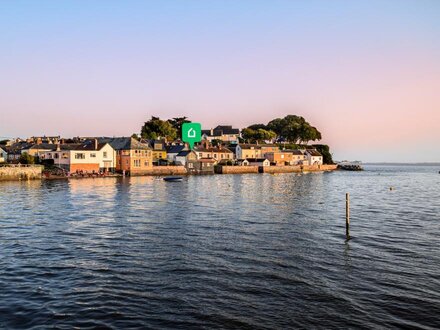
[1,1,439,162]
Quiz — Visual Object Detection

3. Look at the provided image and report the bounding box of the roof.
[214,125,240,135]
[176,150,193,157]
[202,125,240,137]
[193,146,233,153]
[246,158,269,162]
[98,137,150,151]
[198,158,217,163]
[166,145,186,154]
[75,140,108,151]
[306,149,322,157]
[239,144,278,150]
[284,149,304,155]
[26,143,57,150]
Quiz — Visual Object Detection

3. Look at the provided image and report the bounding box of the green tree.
[141,116,177,141]
[168,116,191,138]
[19,152,35,164]
[255,128,276,142]
[268,115,322,144]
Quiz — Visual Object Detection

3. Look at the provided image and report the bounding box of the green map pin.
[182,122,201,149]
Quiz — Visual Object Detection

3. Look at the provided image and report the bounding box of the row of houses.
[0,135,323,175]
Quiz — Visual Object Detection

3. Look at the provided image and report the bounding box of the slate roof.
[306,149,322,157]
[176,150,192,157]
[26,143,57,150]
[284,149,304,155]
[247,158,268,162]
[98,137,150,151]
[167,145,186,154]
[193,146,233,153]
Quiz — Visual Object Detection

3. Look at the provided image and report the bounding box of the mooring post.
[346,193,350,239]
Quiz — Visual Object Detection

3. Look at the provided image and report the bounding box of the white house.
[0,147,7,163]
[305,149,323,165]
[44,140,116,173]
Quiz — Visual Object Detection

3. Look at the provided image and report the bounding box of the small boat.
[163,176,183,182]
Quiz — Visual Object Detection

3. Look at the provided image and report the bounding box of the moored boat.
[163,176,183,182]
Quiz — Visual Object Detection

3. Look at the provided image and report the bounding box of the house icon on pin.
[188,128,196,138]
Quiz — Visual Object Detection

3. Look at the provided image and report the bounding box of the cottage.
[21,143,57,159]
[305,149,323,165]
[166,145,187,163]
[246,158,270,166]
[193,143,234,161]
[201,125,240,143]
[99,137,152,175]
[175,150,197,167]
[44,139,116,173]
[149,139,167,163]
[236,159,249,166]
[194,158,217,174]
[236,144,279,159]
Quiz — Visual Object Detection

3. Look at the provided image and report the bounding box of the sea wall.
[215,166,259,174]
[130,166,187,176]
[0,165,43,181]
[262,164,338,173]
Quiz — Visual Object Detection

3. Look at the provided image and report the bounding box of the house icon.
[188,128,196,138]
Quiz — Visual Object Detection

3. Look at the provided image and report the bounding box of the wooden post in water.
[346,193,350,239]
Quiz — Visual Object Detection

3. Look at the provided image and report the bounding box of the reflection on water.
[1,165,440,329]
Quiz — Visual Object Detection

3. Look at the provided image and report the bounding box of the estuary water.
[0,165,439,329]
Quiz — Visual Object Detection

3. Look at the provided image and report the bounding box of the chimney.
[94,139,98,150]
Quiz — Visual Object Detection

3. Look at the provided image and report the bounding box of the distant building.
[166,145,187,163]
[21,143,57,159]
[99,137,152,175]
[44,140,116,173]
[26,136,61,145]
[265,149,307,165]
[149,140,167,163]
[201,125,240,143]
[305,149,323,165]
[246,158,270,167]
[193,143,234,161]
[235,144,279,159]
[175,150,197,167]
[0,147,7,163]
[194,158,217,174]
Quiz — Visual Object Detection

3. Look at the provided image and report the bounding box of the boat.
[163,176,183,182]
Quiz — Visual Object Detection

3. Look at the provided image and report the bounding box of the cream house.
[236,144,279,159]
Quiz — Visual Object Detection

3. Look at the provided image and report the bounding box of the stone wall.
[263,164,338,173]
[130,166,187,176]
[215,166,259,174]
[0,165,43,181]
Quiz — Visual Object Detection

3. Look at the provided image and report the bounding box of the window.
[90,153,96,158]
[214,154,217,159]
[62,153,68,159]
[103,152,108,158]
[54,153,59,159]
[75,153,85,159]
[221,154,224,159]
[144,161,149,166]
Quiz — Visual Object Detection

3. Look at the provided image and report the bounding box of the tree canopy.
[242,128,277,143]
[141,116,177,141]
[167,117,191,138]
[267,115,321,144]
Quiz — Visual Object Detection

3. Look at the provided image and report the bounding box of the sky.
[0,0,439,162]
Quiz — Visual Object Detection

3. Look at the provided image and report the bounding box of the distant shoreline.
[364,162,440,166]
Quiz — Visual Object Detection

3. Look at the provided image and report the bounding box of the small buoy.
[389,187,394,191]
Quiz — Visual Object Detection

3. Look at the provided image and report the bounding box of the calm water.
[1,165,439,329]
